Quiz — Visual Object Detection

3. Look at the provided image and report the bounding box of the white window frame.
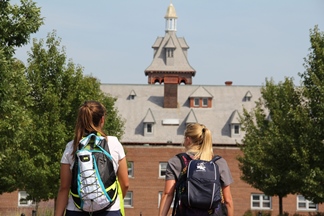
[202,98,208,107]
[194,98,200,107]
[251,194,272,210]
[159,162,167,178]
[18,191,35,207]
[234,125,240,134]
[297,195,317,211]
[146,123,153,134]
[167,49,174,58]
[124,191,133,207]
[128,161,134,177]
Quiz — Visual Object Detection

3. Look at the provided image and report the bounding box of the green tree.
[21,31,124,207]
[238,78,311,215]
[0,49,34,193]
[298,26,324,203]
[0,0,42,196]
[0,0,43,57]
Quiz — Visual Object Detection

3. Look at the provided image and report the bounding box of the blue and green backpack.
[70,133,118,213]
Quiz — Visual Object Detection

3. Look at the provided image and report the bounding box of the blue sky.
[14,0,324,86]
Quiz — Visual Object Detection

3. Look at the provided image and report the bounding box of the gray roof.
[229,110,241,124]
[144,31,196,74]
[186,109,198,124]
[143,108,156,123]
[100,84,262,145]
[190,86,213,98]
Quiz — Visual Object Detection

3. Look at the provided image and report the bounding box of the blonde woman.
[159,123,234,216]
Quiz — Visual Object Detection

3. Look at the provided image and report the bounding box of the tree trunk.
[279,195,283,215]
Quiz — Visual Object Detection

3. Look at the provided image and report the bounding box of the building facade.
[100,3,323,216]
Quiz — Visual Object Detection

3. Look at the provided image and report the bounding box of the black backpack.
[70,133,118,213]
[172,153,223,216]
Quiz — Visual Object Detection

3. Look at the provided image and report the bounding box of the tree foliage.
[21,30,124,202]
[0,0,43,57]
[0,1,124,202]
[0,0,42,194]
[298,25,324,203]
[0,49,34,193]
[238,77,312,214]
[238,26,324,211]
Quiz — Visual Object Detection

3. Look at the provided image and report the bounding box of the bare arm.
[159,179,176,216]
[117,157,129,198]
[222,185,234,216]
[54,164,71,216]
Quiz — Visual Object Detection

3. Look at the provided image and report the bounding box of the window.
[202,98,208,106]
[251,194,271,209]
[18,191,35,207]
[194,98,200,107]
[167,49,174,58]
[244,91,253,102]
[128,161,134,177]
[159,162,167,178]
[147,123,153,133]
[124,191,133,207]
[130,95,135,100]
[159,191,175,208]
[158,191,163,208]
[297,195,317,211]
[234,125,240,134]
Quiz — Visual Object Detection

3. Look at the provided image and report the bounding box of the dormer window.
[143,108,155,136]
[194,98,199,107]
[186,109,198,125]
[229,110,241,137]
[167,49,174,58]
[189,86,213,108]
[164,38,176,66]
[202,98,208,106]
[244,91,252,102]
[192,97,210,108]
[230,124,241,136]
[234,125,240,134]
[129,90,136,100]
[146,123,153,134]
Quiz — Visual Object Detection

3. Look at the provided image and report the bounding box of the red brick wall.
[124,145,324,216]
[1,145,322,216]
[0,191,54,216]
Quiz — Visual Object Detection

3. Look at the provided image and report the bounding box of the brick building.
[100,3,324,216]
[0,2,323,216]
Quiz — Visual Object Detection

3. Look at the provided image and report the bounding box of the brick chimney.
[164,76,178,108]
[225,81,233,86]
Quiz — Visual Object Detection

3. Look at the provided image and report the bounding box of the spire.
[164,3,177,32]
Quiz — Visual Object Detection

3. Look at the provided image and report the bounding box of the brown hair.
[184,123,213,160]
[72,101,107,156]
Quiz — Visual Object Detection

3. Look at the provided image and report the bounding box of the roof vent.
[162,119,179,125]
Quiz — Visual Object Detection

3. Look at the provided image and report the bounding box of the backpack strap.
[172,153,192,216]
[175,153,192,183]
[212,155,222,162]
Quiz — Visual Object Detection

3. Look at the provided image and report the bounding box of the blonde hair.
[72,101,107,156]
[184,123,213,160]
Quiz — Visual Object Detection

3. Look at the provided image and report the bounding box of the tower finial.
[164,1,177,31]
